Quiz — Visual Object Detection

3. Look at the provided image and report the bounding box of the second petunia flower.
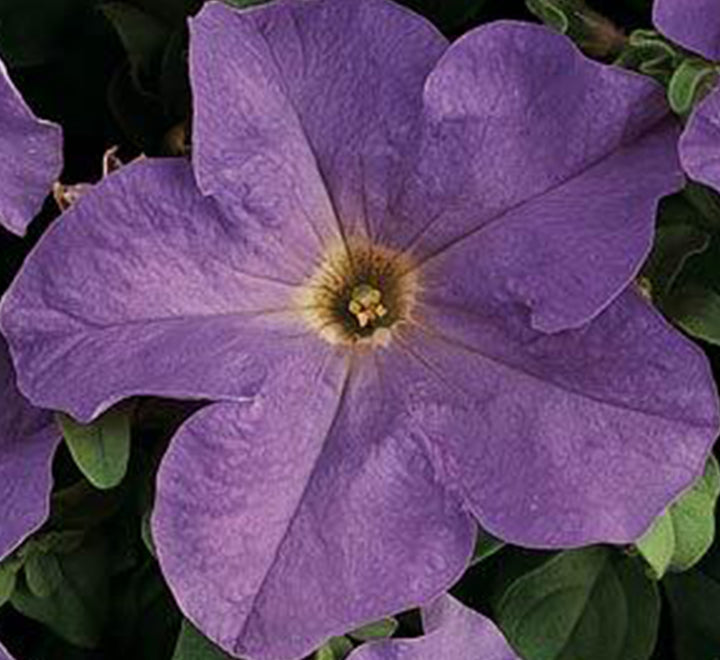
[654,0,720,192]
[1,0,717,658]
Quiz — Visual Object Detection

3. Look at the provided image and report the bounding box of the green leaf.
[57,404,133,490]
[108,561,181,658]
[664,569,720,660]
[668,58,719,116]
[615,29,681,84]
[0,563,18,607]
[636,513,675,579]
[349,618,398,641]
[496,547,659,660]
[471,527,505,565]
[141,508,156,558]
[314,637,353,660]
[640,212,709,303]
[684,182,720,231]
[11,535,109,648]
[172,619,232,659]
[24,552,64,599]
[526,0,568,32]
[669,285,720,344]
[662,228,720,344]
[670,456,720,570]
[637,456,720,577]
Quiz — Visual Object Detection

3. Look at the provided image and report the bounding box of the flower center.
[297,238,417,346]
[348,284,388,329]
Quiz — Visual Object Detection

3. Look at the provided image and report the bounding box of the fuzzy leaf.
[668,58,719,116]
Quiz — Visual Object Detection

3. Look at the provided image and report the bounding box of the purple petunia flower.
[347,595,519,659]
[0,338,60,660]
[654,0,720,192]
[0,0,718,658]
[0,57,62,236]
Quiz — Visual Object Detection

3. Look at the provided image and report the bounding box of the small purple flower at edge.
[0,57,62,236]
[0,56,63,660]
[347,595,518,660]
[0,339,60,660]
[654,0,720,192]
[0,1,717,659]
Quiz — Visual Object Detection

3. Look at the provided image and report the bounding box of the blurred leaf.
[349,618,398,642]
[11,535,109,648]
[0,563,18,607]
[0,0,100,67]
[140,508,156,558]
[314,637,353,660]
[665,569,720,660]
[637,456,720,578]
[102,2,171,89]
[642,224,709,301]
[224,0,270,7]
[667,283,720,344]
[684,182,720,231]
[398,0,491,35]
[110,561,181,659]
[130,0,201,24]
[159,27,191,125]
[496,546,659,660]
[58,403,133,490]
[668,57,718,116]
[662,221,720,344]
[24,553,64,599]
[172,619,232,659]
[20,531,85,559]
[50,479,127,529]
[108,60,169,152]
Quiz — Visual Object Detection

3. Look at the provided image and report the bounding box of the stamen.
[349,284,387,328]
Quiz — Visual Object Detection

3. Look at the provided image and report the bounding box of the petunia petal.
[348,595,519,660]
[153,355,474,660]
[390,22,682,332]
[0,338,59,561]
[415,119,681,334]
[0,158,321,421]
[653,0,720,61]
[382,288,719,548]
[0,58,62,236]
[678,85,720,193]
[189,0,447,239]
[0,641,13,660]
